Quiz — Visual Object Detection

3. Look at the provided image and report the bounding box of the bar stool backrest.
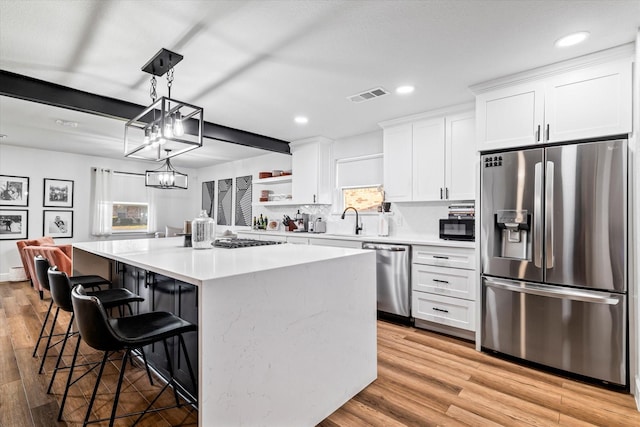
[34,255,52,291]
[47,267,74,313]
[71,285,124,352]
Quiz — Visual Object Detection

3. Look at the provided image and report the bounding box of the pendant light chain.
[166,67,174,99]
[150,76,157,102]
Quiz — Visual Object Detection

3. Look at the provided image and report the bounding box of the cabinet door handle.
[445,188,449,199]
[313,194,316,203]
[440,188,443,199]
[432,279,449,284]
[432,307,449,313]
[536,125,541,142]
[433,255,449,259]
[546,124,550,141]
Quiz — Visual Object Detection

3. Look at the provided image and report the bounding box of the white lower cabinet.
[411,244,476,337]
[286,235,309,245]
[412,292,475,332]
[308,238,362,249]
[412,264,476,300]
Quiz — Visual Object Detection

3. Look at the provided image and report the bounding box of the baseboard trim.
[635,375,640,411]
[0,273,10,282]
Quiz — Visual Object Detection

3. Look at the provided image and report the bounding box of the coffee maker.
[293,210,309,232]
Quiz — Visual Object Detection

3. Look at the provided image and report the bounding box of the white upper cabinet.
[545,60,632,143]
[446,112,476,201]
[381,104,476,202]
[474,54,632,152]
[382,124,413,202]
[412,118,446,201]
[290,137,333,204]
[476,82,545,150]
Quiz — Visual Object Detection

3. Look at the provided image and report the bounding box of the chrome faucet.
[341,207,362,235]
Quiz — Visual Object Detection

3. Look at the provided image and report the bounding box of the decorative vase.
[191,210,215,249]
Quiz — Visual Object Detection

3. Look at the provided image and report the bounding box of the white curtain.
[146,186,158,233]
[92,168,113,236]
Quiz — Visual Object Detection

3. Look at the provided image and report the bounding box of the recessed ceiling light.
[395,85,415,95]
[294,116,308,125]
[555,31,590,48]
[0,134,7,139]
[55,119,79,128]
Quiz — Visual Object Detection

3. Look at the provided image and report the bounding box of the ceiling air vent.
[347,87,389,103]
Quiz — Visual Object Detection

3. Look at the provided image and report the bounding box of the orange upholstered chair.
[16,237,56,284]
[17,238,74,299]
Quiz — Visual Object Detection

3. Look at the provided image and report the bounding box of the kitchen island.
[72,237,377,427]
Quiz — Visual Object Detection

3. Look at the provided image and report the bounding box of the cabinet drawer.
[412,245,476,270]
[308,238,362,249]
[412,264,476,300]
[287,236,309,245]
[412,292,476,332]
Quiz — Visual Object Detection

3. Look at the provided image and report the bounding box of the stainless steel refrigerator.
[480,138,627,387]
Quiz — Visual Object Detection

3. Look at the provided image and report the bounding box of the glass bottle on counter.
[192,210,215,249]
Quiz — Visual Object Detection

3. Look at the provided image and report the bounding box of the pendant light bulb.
[173,112,184,136]
[143,128,151,144]
[164,115,174,139]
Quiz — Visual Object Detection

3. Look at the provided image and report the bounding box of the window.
[335,154,384,213]
[342,186,384,212]
[112,202,149,232]
[111,172,154,233]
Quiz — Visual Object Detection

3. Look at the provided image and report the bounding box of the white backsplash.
[251,201,458,240]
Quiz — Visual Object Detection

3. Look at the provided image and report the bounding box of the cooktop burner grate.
[213,238,282,249]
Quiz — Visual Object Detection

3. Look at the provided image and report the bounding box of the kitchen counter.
[73,238,377,426]
[237,229,477,248]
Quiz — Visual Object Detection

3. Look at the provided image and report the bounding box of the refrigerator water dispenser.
[496,210,530,260]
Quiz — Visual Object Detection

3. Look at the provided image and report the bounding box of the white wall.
[217,129,457,238]
[194,151,292,233]
[632,29,640,406]
[0,144,197,279]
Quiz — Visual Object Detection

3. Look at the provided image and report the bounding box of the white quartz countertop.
[73,237,370,286]
[238,229,476,249]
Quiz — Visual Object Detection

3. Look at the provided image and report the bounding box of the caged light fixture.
[145,149,188,189]
[124,48,204,163]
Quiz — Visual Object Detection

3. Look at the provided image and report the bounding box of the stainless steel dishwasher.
[362,242,411,320]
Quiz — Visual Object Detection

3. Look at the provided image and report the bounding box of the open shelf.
[255,175,292,185]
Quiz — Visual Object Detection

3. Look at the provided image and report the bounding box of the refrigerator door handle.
[534,162,543,268]
[484,277,620,305]
[545,161,554,269]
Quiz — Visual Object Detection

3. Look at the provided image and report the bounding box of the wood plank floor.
[2,280,639,427]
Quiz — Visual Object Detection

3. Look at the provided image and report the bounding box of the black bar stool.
[46,267,145,420]
[32,255,112,368]
[71,284,197,427]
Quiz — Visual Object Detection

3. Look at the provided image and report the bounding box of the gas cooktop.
[213,238,283,249]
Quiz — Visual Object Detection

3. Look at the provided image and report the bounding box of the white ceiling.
[1,0,639,169]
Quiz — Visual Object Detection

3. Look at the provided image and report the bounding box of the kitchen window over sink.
[336,154,384,213]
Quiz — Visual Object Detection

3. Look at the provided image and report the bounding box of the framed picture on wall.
[0,175,29,207]
[0,209,28,240]
[43,178,74,208]
[43,210,73,238]
[202,180,215,218]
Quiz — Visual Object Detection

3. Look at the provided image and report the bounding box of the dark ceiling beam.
[0,70,291,155]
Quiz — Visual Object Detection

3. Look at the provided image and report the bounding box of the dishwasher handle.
[362,243,408,252]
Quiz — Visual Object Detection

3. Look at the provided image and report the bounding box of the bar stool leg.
[57,333,81,421]
[47,313,74,394]
[108,349,131,427]
[32,299,54,357]
[38,307,60,374]
[178,334,197,391]
[162,339,181,406]
[84,351,110,427]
